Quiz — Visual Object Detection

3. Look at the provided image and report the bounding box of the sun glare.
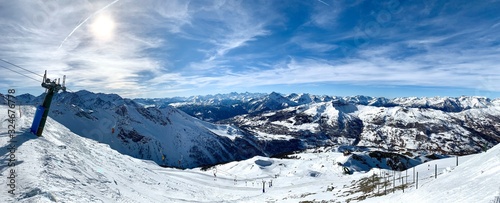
[90,14,115,42]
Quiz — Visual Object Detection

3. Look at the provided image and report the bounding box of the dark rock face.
[368,151,414,171]
[232,137,265,158]
[75,111,98,120]
[118,129,149,143]
[342,151,420,172]
[177,104,247,122]
[260,139,304,156]
[136,106,171,126]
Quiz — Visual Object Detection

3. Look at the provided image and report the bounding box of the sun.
[90,14,115,42]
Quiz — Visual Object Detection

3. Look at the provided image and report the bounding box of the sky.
[0,0,499,98]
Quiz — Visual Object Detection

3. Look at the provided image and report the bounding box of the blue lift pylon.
[30,70,66,136]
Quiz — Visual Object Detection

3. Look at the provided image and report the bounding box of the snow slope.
[1,105,498,203]
[1,106,206,202]
[1,106,277,202]
[363,144,500,203]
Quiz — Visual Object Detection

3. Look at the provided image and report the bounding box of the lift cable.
[0,59,82,96]
[0,58,44,78]
[0,64,41,83]
[0,59,73,93]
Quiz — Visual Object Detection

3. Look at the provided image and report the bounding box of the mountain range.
[3,91,499,168]
[137,92,500,156]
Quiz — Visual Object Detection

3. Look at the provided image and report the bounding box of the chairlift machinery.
[30,70,66,136]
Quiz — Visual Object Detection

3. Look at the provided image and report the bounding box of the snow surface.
[254,131,294,141]
[1,105,498,202]
[362,144,500,203]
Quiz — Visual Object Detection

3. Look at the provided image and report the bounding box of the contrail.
[58,0,121,49]
[317,0,330,6]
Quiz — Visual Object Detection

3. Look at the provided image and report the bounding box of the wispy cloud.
[290,35,338,53]
[1,0,499,98]
[149,0,192,33]
[170,49,500,94]
[0,0,185,97]
[156,0,500,95]
[186,0,274,71]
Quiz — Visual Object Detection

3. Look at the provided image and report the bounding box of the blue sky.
[1,0,500,98]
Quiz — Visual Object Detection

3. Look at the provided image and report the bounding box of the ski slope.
[363,144,500,203]
[1,105,498,202]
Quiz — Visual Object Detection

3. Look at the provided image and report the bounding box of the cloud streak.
[58,0,121,49]
[0,0,170,97]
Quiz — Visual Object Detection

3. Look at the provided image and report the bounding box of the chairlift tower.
[30,70,66,136]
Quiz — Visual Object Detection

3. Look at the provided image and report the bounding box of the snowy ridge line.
[133,92,499,112]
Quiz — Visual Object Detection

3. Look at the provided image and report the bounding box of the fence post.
[373,172,376,194]
[378,173,380,194]
[435,164,437,179]
[456,156,458,166]
[393,170,395,193]
[416,172,418,189]
[402,175,405,193]
[413,167,415,183]
[384,173,387,195]
[400,171,402,184]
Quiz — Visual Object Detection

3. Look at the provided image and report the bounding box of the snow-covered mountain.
[135,92,497,121]
[134,92,266,122]
[12,91,271,168]
[225,99,500,156]
[1,106,498,202]
[136,92,500,156]
[8,91,500,168]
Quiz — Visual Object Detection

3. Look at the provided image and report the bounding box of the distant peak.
[268,92,286,100]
